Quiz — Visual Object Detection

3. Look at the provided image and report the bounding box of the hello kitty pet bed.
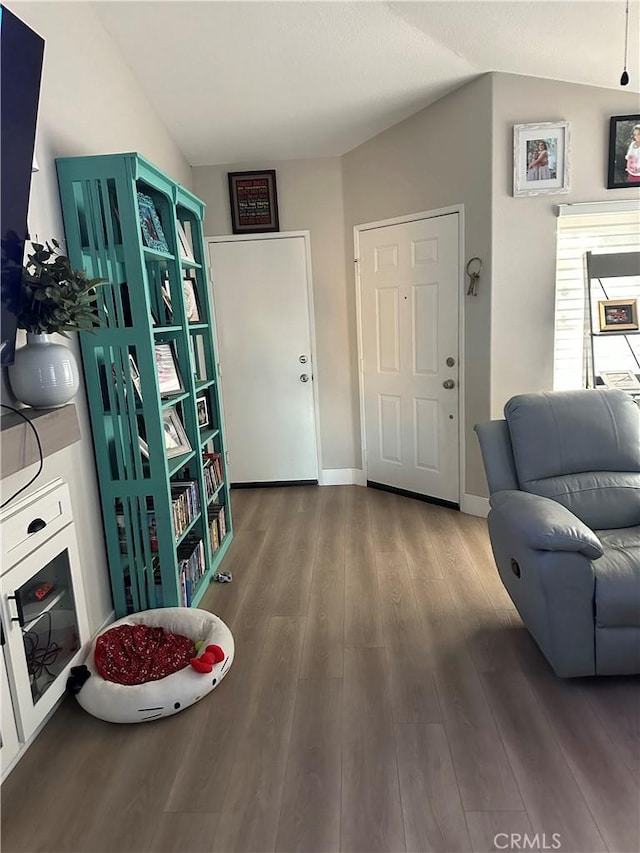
[68,608,234,723]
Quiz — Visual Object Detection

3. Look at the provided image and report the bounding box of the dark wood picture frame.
[607,114,640,189]
[228,169,279,234]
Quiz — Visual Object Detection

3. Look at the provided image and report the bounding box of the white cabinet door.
[1,643,21,780]
[1,524,88,741]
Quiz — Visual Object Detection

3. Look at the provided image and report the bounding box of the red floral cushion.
[94,623,195,685]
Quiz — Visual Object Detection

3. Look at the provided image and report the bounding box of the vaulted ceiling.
[93,1,640,166]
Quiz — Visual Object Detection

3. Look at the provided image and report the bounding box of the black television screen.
[0,5,44,366]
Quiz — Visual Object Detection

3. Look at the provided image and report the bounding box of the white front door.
[207,235,319,484]
[358,214,460,504]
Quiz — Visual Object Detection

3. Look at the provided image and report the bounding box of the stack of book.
[209,504,227,552]
[203,452,224,501]
[170,480,200,539]
[177,537,206,606]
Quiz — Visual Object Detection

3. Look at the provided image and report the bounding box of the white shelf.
[22,588,68,633]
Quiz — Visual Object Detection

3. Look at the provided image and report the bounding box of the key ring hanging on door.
[466,257,482,296]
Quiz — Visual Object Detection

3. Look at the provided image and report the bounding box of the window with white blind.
[554,203,640,390]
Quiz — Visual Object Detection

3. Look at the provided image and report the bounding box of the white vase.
[8,333,80,409]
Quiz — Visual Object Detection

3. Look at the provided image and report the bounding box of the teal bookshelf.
[56,153,232,617]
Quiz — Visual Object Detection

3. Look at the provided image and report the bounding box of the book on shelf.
[203,452,224,499]
[177,536,206,606]
[208,504,227,550]
[170,480,200,539]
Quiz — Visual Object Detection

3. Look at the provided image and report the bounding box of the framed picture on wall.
[607,114,640,189]
[513,121,570,196]
[228,169,279,234]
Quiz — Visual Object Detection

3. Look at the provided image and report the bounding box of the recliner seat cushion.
[505,390,640,529]
[593,526,640,628]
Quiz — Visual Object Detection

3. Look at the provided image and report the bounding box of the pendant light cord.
[621,0,630,85]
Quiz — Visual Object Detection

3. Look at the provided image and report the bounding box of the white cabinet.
[0,647,20,773]
[1,479,89,779]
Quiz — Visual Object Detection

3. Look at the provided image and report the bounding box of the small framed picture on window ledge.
[599,370,640,391]
[598,298,639,332]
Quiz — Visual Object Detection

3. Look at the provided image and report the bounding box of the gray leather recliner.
[475,389,640,677]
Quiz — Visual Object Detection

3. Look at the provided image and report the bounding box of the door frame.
[353,205,466,504]
[205,230,323,481]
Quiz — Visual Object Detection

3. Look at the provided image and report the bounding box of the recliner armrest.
[490,490,603,559]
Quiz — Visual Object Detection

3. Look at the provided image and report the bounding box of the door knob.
[300,374,309,383]
[443,379,455,390]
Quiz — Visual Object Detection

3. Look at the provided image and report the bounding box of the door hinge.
[217,362,222,377]
[225,450,230,464]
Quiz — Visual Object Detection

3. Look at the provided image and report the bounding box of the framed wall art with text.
[228,169,279,234]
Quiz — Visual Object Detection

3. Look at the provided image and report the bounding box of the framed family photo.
[598,298,639,332]
[513,121,570,196]
[228,169,279,234]
[162,410,192,458]
[607,114,640,189]
[196,394,210,428]
[154,342,184,395]
[183,277,200,322]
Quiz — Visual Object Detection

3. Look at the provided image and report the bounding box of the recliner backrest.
[504,389,640,529]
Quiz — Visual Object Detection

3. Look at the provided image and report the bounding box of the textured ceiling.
[93,1,640,166]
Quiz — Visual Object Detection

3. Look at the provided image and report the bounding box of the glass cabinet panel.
[14,549,81,706]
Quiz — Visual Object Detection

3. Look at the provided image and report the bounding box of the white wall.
[193,158,353,470]
[2,2,192,634]
[342,72,640,498]
[490,73,640,415]
[342,75,493,497]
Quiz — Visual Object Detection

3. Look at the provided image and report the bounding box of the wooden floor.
[2,486,639,853]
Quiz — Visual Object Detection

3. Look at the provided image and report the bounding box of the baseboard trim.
[367,481,459,510]
[461,493,490,518]
[230,480,318,488]
[319,468,366,486]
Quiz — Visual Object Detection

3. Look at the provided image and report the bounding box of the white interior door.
[208,235,318,484]
[358,214,460,504]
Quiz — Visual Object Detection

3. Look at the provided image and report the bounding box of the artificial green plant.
[18,239,106,335]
